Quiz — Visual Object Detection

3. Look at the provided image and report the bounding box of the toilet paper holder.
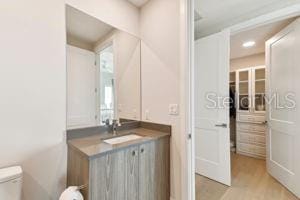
[77,184,87,190]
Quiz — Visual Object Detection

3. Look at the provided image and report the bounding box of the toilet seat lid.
[0,166,22,183]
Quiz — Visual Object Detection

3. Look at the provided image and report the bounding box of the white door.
[194,30,231,186]
[266,18,300,198]
[67,45,97,129]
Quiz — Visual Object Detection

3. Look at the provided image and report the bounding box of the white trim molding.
[229,4,300,35]
[182,0,194,199]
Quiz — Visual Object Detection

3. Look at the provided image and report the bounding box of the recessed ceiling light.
[243,41,256,48]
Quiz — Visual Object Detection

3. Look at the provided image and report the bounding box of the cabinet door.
[253,67,266,113]
[139,138,170,200]
[237,69,251,112]
[90,146,140,200]
[90,150,126,200]
[125,146,139,200]
[139,141,155,200]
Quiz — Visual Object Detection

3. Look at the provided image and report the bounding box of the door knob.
[215,123,227,128]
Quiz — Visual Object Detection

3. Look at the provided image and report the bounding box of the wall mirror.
[66,5,141,129]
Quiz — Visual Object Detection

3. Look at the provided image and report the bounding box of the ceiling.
[127,0,150,7]
[66,6,114,46]
[230,17,296,59]
[195,0,300,39]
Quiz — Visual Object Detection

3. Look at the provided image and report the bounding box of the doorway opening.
[194,14,300,200]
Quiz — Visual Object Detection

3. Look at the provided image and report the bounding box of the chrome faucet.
[112,119,121,135]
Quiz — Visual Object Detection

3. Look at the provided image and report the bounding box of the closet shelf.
[235,66,266,159]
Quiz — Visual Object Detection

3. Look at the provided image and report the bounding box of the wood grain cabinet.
[67,137,170,200]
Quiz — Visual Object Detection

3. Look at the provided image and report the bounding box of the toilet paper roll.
[59,186,84,200]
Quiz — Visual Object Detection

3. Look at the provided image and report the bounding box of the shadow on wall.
[21,142,67,200]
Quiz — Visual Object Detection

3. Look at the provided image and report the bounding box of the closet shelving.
[229,71,236,152]
[235,66,266,159]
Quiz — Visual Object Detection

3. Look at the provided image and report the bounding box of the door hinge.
[95,88,97,93]
[95,115,98,119]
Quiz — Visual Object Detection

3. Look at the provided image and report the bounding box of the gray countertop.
[68,128,171,159]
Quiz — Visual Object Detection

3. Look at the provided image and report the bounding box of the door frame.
[187,4,300,200]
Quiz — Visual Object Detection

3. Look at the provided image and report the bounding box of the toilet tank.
[0,166,22,200]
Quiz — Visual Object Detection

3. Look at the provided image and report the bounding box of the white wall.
[230,53,265,71]
[140,0,183,199]
[66,0,140,37]
[0,1,66,199]
[113,31,141,120]
[0,0,139,199]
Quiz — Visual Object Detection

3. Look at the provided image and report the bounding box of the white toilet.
[0,166,22,200]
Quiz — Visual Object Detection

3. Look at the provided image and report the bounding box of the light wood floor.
[195,153,299,200]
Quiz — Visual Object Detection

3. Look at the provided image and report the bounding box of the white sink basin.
[103,134,143,145]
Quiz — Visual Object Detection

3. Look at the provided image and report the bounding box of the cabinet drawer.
[237,132,265,146]
[237,123,266,134]
[238,114,265,123]
[237,143,266,156]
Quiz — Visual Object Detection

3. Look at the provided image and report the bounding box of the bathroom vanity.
[66,6,171,200]
[67,123,171,200]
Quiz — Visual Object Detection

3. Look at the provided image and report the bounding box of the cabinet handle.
[141,148,144,153]
[132,151,136,156]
